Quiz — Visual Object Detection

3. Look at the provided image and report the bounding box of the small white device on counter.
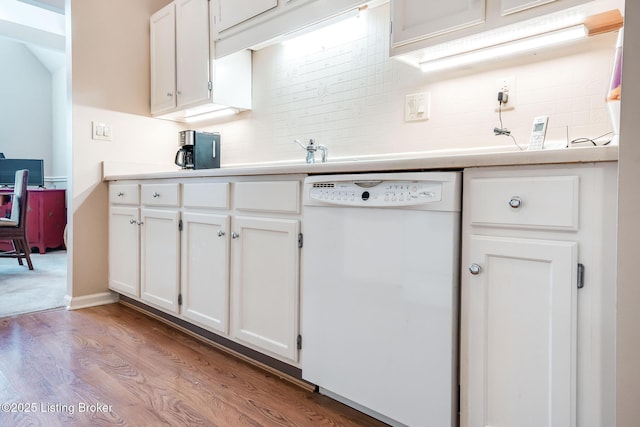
[302,172,461,427]
[527,115,549,151]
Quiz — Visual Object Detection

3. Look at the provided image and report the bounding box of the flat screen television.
[0,159,45,187]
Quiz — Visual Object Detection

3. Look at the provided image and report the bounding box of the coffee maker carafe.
[175,131,195,169]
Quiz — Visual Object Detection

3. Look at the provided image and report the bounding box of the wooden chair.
[0,169,33,270]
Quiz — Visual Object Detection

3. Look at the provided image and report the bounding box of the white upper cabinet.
[212,0,363,58]
[501,0,557,16]
[215,0,278,32]
[175,0,211,110]
[150,0,252,120]
[151,0,210,114]
[150,3,176,115]
[391,0,485,46]
[391,0,591,56]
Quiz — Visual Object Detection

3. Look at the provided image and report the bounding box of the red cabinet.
[0,189,67,253]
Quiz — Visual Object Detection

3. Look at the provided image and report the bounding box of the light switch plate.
[92,121,112,141]
[405,92,430,122]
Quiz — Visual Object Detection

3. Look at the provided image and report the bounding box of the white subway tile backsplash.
[199,3,619,163]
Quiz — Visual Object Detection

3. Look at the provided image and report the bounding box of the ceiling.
[16,0,65,14]
[0,0,66,71]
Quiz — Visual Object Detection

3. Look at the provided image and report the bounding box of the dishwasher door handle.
[354,180,383,188]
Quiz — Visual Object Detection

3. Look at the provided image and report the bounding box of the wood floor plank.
[0,304,387,426]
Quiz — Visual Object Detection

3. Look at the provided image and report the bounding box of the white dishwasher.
[301,172,461,427]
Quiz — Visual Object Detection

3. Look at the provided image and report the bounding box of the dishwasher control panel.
[309,180,442,207]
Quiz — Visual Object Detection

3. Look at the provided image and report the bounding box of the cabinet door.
[231,216,299,362]
[140,208,181,313]
[462,235,577,427]
[176,0,211,109]
[392,0,485,47]
[109,206,140,298]
[150,3,176,115]
[25,191,40,249]
[40,190,66,251]
[501,0,557,16]
[213,0,277,33]
[181,212,230,334]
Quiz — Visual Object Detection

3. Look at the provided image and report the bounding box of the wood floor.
[0,303,386,426]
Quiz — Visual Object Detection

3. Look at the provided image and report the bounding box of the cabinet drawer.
[468,175,579,230]
[110,184,139,205]
[183,182,229,209]
[235,181,300,214]
[141,183,180,207]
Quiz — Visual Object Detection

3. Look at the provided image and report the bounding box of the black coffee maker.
[175,130,220,169]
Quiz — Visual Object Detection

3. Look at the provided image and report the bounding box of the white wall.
[616,0,640,424]
[195,3,620,165]
[51,66,68,179]
[0,38,53,171]
[69,0,179,299]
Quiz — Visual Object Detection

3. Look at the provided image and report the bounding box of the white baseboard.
[64,291,120,310]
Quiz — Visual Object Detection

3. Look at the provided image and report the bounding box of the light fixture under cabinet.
[396,9,624,74]
[183,107,239,123]
[419,24,588,73]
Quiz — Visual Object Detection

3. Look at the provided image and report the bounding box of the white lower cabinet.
[181,212,230,334]
[140,208,181,314]
[231,216,300,362]
[465,235,577,427]
[108,205,140,298]
[137,183,182,314]
[109,177,303,367]
[461,163,618,427]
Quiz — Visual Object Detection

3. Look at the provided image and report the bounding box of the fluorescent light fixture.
[184,108,239,123]
[281,8,362,47]
[419,24,587,73]
[251,7,363,51]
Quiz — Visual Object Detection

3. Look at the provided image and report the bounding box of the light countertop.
[103,145,618,181]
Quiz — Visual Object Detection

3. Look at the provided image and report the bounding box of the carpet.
[0,250,67,318]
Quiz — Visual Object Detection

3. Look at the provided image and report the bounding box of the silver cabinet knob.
[117,192,124,197]
[167,92,173,97]
[231,232,240,239]
[469,263,482,275]
[129,219,136,225]
[508,196,522,208]
[137,220,144,226]
[152,192,160,198]
[217,230,226,237]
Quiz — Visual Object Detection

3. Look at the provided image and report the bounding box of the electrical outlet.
[494,77,516,111]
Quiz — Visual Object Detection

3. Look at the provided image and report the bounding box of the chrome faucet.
[293,139,328,164]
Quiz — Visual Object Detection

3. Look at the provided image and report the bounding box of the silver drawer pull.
[508,196,522,208]
[152,192,160,198]
[117,192,124,197]
[469,263,482,275]
[231,232,240,239]
[217,230,226,237]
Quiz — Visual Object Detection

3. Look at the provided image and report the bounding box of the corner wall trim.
[65,291,119,310]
